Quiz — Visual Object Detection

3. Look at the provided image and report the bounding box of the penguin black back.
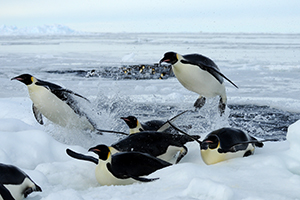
[109,151,172,180]
[111,131,200,157]
[201,128,262,153]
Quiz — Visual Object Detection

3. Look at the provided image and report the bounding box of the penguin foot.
[194,97,206,110]
[218,98,226,116]
[24,185,41,198]
[175,146,188,164]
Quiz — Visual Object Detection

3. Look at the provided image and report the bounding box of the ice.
[0,33,300,199]
[0,24,81,35]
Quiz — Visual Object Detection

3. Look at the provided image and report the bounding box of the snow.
[0,32,300,199]
[0,25,81,35]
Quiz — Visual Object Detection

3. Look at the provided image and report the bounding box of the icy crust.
[0,24,82,35]
[0,96,300,200]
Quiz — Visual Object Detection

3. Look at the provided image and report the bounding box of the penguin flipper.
[32,104,44,125]
[157,110,190,132]
[203,65,238,89]
[0,184,15,200]
[55,88,91,103]
[130,176,159,182]
[181,58,238,88]
[66,149,98,164]
[36,80,91,102]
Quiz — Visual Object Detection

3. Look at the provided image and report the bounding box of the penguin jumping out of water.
[121,110,189,134]
[159,52,238,115]
[11,74,97,131]
[66,145,172,186]
[0,163,42,200]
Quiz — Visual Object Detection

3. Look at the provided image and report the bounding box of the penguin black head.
[159,52,178,65]
[11,74,35,85]
[89,145,111,161]
[121,116,138,128]
[201,135,219,150]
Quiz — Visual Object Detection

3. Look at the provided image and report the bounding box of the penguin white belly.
[2,178,34,200]
[95,161,136,186]
[157,146,183,162]
[201,144,255,165]
[172,64,225,98]
[28,86,94,130]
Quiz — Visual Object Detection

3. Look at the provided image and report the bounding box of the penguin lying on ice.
[121,110,189,134]
[66,145,172,186]
[199,127,267,165]
[110,131,200,163]
[159,52,238,115]
[166,122,278,165]
[0,163,42,200]
[67,130,199,165]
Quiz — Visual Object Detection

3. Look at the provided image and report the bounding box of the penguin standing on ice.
[66,145,172,186]
[159,52,238,115]
[11,74,97,131]
[0,163,42,200]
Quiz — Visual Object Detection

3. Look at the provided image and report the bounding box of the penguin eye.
[204,136,219,149]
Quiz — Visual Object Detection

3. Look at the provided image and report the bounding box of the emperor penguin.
[159,52,238,115]
[0,163,42,200]
[121,110,189,134]
[165,121,278,165]
[11,74,97,131]
[111,131,200,163]
[66,145,172,186]
[200,128,265,165]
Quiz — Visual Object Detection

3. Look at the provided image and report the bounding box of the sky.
[1,0,300,33]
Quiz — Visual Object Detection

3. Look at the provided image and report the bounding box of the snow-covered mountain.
[0,24,83,35]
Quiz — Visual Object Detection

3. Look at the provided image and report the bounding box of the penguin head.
[159,52,178,65]
[121,116,138,129]
[89,145,111,161]
[11,74,37,85]
[201,135,220,150]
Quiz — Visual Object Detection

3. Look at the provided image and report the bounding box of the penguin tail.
[254,142,264,148]
[34,184,42,192]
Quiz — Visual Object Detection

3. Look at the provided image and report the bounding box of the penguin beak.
[200,140,213,150]
[88,147,99,153]
[159,57,169,66]
[11,76,22,81]
[120,117,130,122]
